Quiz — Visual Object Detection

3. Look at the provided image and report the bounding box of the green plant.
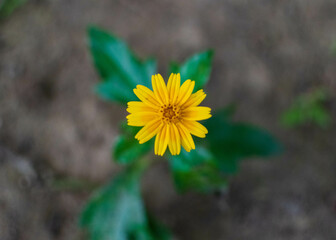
[281,87,331,129]
[80,26,282,240]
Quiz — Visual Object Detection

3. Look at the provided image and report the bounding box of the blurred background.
[0,0,336,239]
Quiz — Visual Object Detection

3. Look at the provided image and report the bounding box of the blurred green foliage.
[88,27,157,105]
[170,50,214,91]
[0,0,27,18]
[205,109,282,174]
[80,161,171,240]
[81,26,282,240]
[169,146,228,193]
[169,107,282,193]
[281,88,331,128]
[113,122,153,165]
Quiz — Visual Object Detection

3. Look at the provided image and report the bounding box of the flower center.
[160,104,181,123]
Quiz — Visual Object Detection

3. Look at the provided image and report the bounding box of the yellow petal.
[168,123,181,155]
[168,123,176,155]
[156,74,169,104]
[154,129,162,155]
[173,123,181,155]
[162,124,170,156]
[170,73,181,104]
[136,85,159,103]
[127,112,157,126]
[167,73,174,99]
[182,90,206,108]
[157,124,170,156]
[127,101,157,113]
[182,106,211,121]
[182,120,208,138]
[134,87,160,109]
[151,75,164,105]
[135,119,163,144]
[176,122,195,152]
[176,80,195,105]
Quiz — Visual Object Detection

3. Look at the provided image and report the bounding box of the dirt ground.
[0,0,336,239]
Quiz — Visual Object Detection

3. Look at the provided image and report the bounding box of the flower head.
[126,73,211,156]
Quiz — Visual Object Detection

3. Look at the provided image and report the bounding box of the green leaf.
[95,80,137,103]
[170,50,214,91]
[0,0,27,18]
[113,134,152,165]
[80,165,145,240]
[205,109,282,174]
[80,163,171,240]
[88,26,157,105]
[114,134,151,165]
[168,106,280,193]
[113,122,153,165]
[169,146,228,193]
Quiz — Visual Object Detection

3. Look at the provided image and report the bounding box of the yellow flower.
[126,73,211,156]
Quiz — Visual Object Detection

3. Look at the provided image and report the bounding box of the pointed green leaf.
[170,50,214,91]
[205,109,282,174]
[88,26,157,105]
[80,163,171,240]
[80,165,145,240]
